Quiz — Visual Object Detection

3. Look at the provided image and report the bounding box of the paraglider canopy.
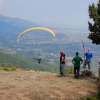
[17,27,56,64]
[17,27,56,42]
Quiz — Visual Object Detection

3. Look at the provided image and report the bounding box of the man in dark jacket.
[59,49,66,77]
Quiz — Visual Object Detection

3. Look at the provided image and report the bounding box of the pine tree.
[88,0,100,45]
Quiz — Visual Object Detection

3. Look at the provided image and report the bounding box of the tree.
[88,0,100,45]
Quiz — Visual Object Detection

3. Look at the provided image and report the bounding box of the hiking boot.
[62,75,66,77]
[58,75,63,77]
[76,76,79,79]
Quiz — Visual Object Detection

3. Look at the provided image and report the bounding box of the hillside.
[0,51,58,72]
[0,14,38,31]
[0,70,97,100]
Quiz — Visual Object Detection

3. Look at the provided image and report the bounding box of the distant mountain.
[0,14,40,45]
[0,14,39,32]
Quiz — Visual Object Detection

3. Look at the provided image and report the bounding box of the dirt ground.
[0,70,97,100]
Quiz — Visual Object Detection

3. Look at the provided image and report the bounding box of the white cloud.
[0,0,3,9]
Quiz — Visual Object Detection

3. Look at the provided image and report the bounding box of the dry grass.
[0,70,97,100]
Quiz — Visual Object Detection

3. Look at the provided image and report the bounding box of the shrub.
[0,63,19,71]
[65,67,74,74]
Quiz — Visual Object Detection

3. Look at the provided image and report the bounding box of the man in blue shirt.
[83,48,93,71]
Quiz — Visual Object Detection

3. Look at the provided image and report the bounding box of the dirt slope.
[0,70,97,100]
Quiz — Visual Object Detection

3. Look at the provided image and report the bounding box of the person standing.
[72,52,83,79]
[83,48,93,71]
[59,49,66,77]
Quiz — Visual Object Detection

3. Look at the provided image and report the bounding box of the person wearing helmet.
[83,48,93,71]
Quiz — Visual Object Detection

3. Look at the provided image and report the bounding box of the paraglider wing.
[17,27,56,42]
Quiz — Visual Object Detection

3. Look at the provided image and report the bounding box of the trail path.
[0,70,97,100]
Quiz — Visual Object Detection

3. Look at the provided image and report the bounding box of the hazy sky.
[0,0,98,30]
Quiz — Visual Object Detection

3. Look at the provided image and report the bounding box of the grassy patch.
[0,63,21,71]
[65,67,74,74]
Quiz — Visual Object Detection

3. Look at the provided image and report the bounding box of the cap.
[60,48,64,53]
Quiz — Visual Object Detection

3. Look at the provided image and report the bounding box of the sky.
[0,0,99,30]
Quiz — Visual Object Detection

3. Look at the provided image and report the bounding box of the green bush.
[0,63,19,71]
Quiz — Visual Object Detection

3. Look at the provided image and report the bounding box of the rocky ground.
[0,70,97,100]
